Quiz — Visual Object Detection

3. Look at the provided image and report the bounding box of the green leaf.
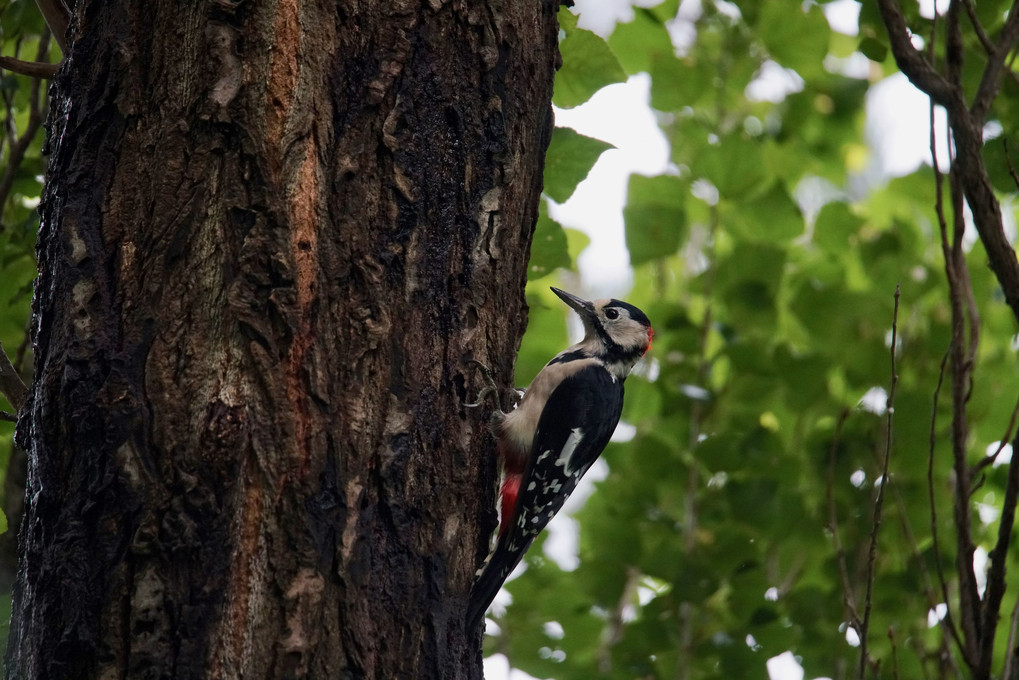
[723,183,804,243]
[757,2,830,80]
[543,127,614,203]
[698,136,767,198]
[608,8,674,75]
[527,200,572,281]
[858,36,888,62]
[623,174,686,265]
[554,8,627,109]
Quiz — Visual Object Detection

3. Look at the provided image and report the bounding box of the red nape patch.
[644,326,654,355]
[499,473,522,537]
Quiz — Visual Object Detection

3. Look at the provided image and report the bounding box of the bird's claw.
[464,359,500,408]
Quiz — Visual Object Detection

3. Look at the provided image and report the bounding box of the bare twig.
[973,395,1019,473]
[597,566,640,673]
[858,285,901,680]
[926,348,967,661]
[1003,592,1019,680]
[0,340,28,414]
[971,0,1019,122]
[978,429,1019,677]
[0,30,51,212]
[925,93,970,663]
[1004,138,1019,191]
[889,627,900,680]
[0,55,58,79]
[826,409,861,627]
[929,81,983,667]
[960,0,994,54]
[891,476,965,669]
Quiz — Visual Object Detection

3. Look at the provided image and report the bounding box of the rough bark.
[7,0,560,678]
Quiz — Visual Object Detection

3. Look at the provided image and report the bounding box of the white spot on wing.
[555,428,585,473]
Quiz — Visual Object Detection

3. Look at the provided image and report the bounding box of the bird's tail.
[466,541,525,631]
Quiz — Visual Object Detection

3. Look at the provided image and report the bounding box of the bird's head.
[551,287,653,370]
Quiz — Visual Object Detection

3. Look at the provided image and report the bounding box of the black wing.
[468,364,623,629]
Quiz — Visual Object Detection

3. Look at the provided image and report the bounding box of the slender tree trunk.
[7,1,560,677]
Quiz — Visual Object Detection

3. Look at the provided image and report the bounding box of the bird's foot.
[464,359,500,409]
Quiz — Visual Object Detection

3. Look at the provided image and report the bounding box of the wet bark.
[7,0,560,678]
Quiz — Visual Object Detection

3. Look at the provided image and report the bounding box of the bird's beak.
[551,287,596,324]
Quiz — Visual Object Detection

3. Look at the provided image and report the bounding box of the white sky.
[488,1,947,678]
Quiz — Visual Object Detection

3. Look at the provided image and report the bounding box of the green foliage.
[544,127,615,204]
[0,0,48,478]
[0,0,53,654]
[493,1,1019,679]
[554,10,627,110]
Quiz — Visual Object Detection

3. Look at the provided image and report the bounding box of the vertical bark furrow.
[9,2,561,678]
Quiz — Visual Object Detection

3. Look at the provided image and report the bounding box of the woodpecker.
[466,287,653,631]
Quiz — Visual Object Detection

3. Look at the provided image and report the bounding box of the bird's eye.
[605,308,619,320]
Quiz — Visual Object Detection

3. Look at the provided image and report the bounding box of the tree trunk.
[7,1,560,677]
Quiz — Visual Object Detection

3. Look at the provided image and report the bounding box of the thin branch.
[596,566,640,673]
[0,411,16,423]
[930,98,979,668]
[874,0,959,110]
[928,349,967,660]
[961,0,994,54]
[0,340,27,413]
[891,469,965,667]
[1003,592,1019,680]
[858,284,901,680]
[1004,138,1019,191]
[889,627,900,680]
[971,0,1019,123]
[978,428,1019,677]
[826,409,862,628]
[33,0,70,53]
[973,394,1019,473]
[0,55,58,79]
[0,31,50,214]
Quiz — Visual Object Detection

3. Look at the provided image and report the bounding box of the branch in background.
[874,0,958,110]
[0,340,27,415]
[1004,592,1019,680]
[921,29,975,668]
[973,395,1019,473]
[1004,138,1019,190]
[596,566,640,673]
[960,0,994,54]
[33,0,69,53]
[927,79,984,666]
[879,0,1019,322]
[978,429,1019,678]
[0,31,50,213]
[970,0,1019,122]
[0,55,58,79]
[888,627,900,680]
[858,284,901,680]
[926,349,967,662]
[826,409,862,633]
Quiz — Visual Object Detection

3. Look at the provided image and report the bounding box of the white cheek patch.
[555,428,585,474]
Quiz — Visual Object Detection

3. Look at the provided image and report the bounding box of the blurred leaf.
[608,8,674,75]
[858,36,888,62]
[528,200,572,281]
[757,2,830,80]
[554,8,627,109]
[623,174,686,265]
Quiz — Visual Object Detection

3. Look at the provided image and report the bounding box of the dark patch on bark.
[9,2,561,678]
